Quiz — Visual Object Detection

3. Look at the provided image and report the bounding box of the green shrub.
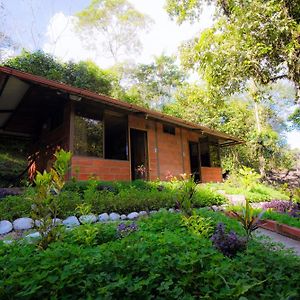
[0,181,227,221]
[0,211,299,299]
[194,185,227,206]
[64,223,117,246]
[181,214,214,237]
[57,191,83,218]
[0,194,32,221]
[208,182,289,203]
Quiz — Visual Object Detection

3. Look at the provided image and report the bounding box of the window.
[199,138,221,167]
[163,124,175,135]
[105,114,128,160]
[200,140,210,167]
[209,144,221,167]
[49,107,64,130]
[74,111,104,157]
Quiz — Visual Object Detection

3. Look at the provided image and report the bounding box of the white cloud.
[286,131,300,150]
[43,2,215,67]
[43,12,109,65]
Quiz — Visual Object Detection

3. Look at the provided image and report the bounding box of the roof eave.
[0,66,244,145]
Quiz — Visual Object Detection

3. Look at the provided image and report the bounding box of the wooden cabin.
[0,66,242,183]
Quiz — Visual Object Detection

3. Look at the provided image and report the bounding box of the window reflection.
[74,113,104,157]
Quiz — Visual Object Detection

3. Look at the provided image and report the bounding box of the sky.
[2,0,300,149]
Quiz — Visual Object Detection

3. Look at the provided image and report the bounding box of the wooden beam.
[0,109,14,113]
[0,75,9,97]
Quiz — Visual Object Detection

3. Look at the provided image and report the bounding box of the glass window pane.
[105,115,128,160]
[209,144,221,167]
[200,141,210,167]
[74,113,103,157]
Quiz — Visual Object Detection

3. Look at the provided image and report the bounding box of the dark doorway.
[130,129,148,180]
[189,141,200,182]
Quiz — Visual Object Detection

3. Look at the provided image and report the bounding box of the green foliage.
[56,191,83,218]
[165,0,299,175]
[30,149,72,249]
[231,199,264,240]
[238,167,261,191]
[176,174,197,216]
[75,203,92,216]
[66,223,117,247]
[209,172,289,203]
[4,50,116,96]
[1,211,300,299]
[181,214,214,237]
[166,0,300,98]
[0,191,33,221]
[194,185,227,206]
[0,180,227,221]
[76,0,152,61]
[125,54,186,108]
[0,136,29,187]
[289,107,300,130]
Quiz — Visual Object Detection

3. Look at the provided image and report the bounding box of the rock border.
[0,208,179,242]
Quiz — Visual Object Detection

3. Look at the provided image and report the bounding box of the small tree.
[31,149,72,249]
[232,167,264,240]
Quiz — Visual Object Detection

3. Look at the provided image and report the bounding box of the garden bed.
[1,209,300,299]
[259,219,300,241]
[225,210,300,241]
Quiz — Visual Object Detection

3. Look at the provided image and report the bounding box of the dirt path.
[256,228,300,256]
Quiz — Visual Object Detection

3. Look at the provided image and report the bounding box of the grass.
[208,182,289,202]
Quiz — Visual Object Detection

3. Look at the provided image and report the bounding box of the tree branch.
[269,74,288,82]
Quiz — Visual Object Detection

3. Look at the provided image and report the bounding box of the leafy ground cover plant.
[208,167,289,202]
[181,214,214,238]
[1,211,300,299]
[117,222,138,238]
[211,223,247,257]
[0,180,227,221]
[262,200,300,218]
[64,222,117,247]
[262,200,294,212]
[0,190,33,221]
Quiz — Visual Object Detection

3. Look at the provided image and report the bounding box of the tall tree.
[165,0,300,175]
[124,54,187,108]
[163,83,294,173]
[165,0,300,101]
[76,0,152,63]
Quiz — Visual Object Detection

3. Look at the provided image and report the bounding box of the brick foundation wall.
[201,167,222,183]
[69,113,223,183]
[71,156,130,181]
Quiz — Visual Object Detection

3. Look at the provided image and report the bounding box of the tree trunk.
[254,100,266,177]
